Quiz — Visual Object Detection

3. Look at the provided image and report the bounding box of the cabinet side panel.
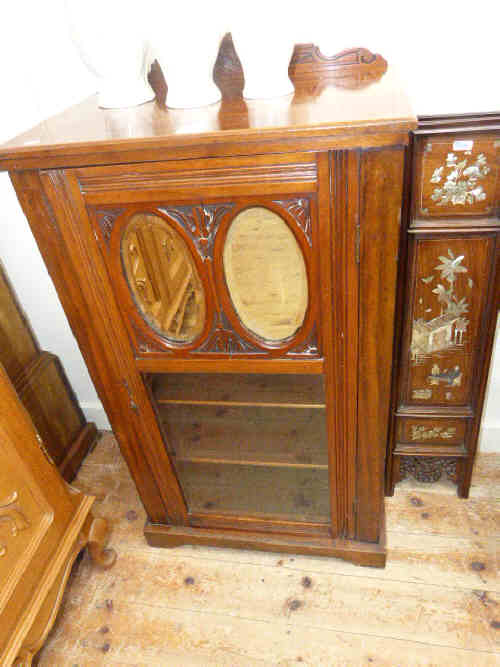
[357,147,405,542]
[0,263,39,382]
[9,170,174,523]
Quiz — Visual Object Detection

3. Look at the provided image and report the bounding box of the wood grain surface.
[36,433,500,666]
[0,66,415,172]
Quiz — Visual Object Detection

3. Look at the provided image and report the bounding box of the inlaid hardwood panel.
[402,234,496,407]
[416,134,499,218]
[396,416,467,445]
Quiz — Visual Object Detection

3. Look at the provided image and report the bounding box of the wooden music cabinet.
[0,52,416,567]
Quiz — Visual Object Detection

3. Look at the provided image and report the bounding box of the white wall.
[0,1,498,442]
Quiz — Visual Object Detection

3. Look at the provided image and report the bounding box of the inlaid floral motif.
[430,152,490,206]
[411,425,457,441]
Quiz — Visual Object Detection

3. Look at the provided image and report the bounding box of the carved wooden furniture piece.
[386,113,500,497]
[0,53,416,567]
[0,260,98,481]
[0,361,115,666]
[288,45,388,97]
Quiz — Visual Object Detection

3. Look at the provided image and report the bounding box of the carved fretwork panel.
[399,456,459,485]
[403,235,496,406]
[160,204,235,261]
[416,135,499,218]
[98,197,320,358]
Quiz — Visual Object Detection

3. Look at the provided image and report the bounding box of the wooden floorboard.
[36,433,500,666]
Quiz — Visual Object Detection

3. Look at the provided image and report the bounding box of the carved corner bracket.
[288,45,388,97]
[94,208,125,244]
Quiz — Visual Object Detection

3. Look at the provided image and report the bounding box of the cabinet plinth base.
[144,522,386,568]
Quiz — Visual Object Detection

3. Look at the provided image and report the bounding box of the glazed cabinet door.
[387,117,499,496]
[28,153,342,538]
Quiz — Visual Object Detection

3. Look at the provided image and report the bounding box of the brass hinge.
[355,225,361,264]
[36,433,55,466]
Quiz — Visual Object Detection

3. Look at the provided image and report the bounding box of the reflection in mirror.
[223,207,308,342]
[122,213,205,342]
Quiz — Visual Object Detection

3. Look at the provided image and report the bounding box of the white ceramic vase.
[66,0,155,109]
[232,28,295,100]
[150,8,223,109]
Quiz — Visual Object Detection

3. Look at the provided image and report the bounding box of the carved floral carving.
[94,208,125,243]
[160,204,234,260]
[399,456,458,485]
[0,491,30,557]
[273,197,312,245]
[195,311,259,354]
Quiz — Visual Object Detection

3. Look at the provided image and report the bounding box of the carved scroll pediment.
[288,45,388,97]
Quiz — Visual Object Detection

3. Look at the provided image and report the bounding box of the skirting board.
[478,425,500,452]
[80,401,111,430]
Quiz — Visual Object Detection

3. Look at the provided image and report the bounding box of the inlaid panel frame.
[397,230,498,412]
[411,130,500,226]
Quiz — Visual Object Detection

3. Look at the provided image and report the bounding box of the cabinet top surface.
[0,67,415,171]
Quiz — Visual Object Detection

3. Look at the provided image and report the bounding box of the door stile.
[317,151,340,536]
[37,169,189,526]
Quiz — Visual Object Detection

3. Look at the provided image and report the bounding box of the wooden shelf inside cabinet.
[1,54,417,566]
[157,403,328,469]
[151,373,326,408]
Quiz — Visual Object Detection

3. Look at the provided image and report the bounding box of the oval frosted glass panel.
[223,207,308,341]
[121,213,205,342]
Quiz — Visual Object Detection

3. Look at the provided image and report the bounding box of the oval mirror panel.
[223,207,308,342]
[121,213,206,343]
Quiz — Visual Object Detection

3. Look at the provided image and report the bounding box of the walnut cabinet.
[0,58,416,567]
